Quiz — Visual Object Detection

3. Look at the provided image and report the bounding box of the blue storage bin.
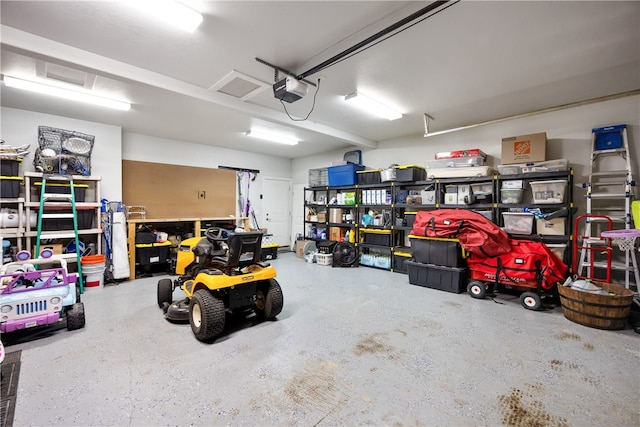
[593,124,625,150]
[328,164,365,187]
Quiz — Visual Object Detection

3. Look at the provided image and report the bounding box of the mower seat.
[214,231,263,271]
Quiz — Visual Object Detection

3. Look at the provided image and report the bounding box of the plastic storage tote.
[530,180,567,203]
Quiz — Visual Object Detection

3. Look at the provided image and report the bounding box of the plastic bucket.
[81,255,106,288]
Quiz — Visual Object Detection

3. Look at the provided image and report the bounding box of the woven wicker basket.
[557,281,634,330]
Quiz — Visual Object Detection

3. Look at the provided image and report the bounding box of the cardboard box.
[501,132,546,164]
[329,227,342,241]
[33,243,64,256]
[295,239,315,258]
[444,193,458,205]
[536,218,565,235]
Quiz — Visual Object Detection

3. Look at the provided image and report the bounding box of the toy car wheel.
[157,278,174,308]
[254,279,283,320]
[468,281,487,299]
[520,292,542,311]
[66,303,86,331]
[189,290,225,342]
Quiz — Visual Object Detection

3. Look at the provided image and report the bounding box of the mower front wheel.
[189,290,225,342]
[157,279,174,308]
[468,281,487,299]
[254,279,283,319]
[520,292,542,311]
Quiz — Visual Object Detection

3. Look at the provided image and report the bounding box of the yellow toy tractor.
[157,227,283,342]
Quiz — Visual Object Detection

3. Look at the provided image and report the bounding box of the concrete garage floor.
[3,252,639,426]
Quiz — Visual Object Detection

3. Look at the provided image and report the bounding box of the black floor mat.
[1,350,21,427]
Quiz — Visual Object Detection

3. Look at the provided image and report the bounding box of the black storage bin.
[403,212,417,228]
[0,159,21,176]
[0,176,22,198]
[357,169,382,185]
[41,209,94,230]
[406,261,467,293]
[395,165,427,182]
[362,230,392,246]
[317,239,338,254]
[410,237,464,267]
[136,242,171,265]
[34,182,87,202]
[393,251,412,274]
[261,244,278,261]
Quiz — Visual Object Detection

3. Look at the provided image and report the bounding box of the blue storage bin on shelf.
[328,164,365,187]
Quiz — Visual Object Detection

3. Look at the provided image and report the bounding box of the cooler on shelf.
[328,164,365,187]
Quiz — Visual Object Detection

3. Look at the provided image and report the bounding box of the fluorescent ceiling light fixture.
[344,91,402,121]
[245,129,299,146]
[3,76,131,111]
[129,1,203,33]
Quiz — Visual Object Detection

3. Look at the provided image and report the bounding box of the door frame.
[261,176,292,247]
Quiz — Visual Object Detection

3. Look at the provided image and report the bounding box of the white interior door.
[262,177,291,247]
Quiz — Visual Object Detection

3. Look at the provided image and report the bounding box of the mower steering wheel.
[204,227,228,242]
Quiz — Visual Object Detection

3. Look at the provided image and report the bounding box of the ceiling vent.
[35,60,96,89]
[209,70,269,101]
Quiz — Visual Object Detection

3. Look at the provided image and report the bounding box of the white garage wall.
[121,132,292,222]
[292,96,640,199]
[1,106,123,201]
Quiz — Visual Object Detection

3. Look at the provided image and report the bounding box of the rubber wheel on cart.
[157,278,174,308]
[468,281,487,299]
[254,279,284,319]
[520,292,542,311]
[189,290,226,342]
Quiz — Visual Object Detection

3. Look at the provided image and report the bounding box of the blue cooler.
[328,164,365,187]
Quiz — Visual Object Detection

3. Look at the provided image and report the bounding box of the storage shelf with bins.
[23,171,102,260]
[496,169,574,264]
[0,197,25,254]
[303,167,575,271]
[358,182,396,270]
[304,186,359,242]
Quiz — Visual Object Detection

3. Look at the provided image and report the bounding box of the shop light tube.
[3,76,131,111]
[129,0,203,33]
[245,130,299,146]
[344,91,402,121]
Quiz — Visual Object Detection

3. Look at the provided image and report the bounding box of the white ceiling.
[1,1,639,159]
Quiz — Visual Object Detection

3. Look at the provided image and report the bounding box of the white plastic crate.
[316,253,333,266]
[308,167,328,187]
[500,188,524,203]
[530,180,567,203]
[502,212,534,234]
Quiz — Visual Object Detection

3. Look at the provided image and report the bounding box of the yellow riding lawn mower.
[157,227,283,342]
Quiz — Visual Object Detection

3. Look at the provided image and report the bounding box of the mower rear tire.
[520,292,542,311]
[157,279,173,308]
[468,281,487,299]
[254,279,283,320]
[189,290,225,342]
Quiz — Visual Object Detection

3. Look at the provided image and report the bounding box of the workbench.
[126,216,249,281]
